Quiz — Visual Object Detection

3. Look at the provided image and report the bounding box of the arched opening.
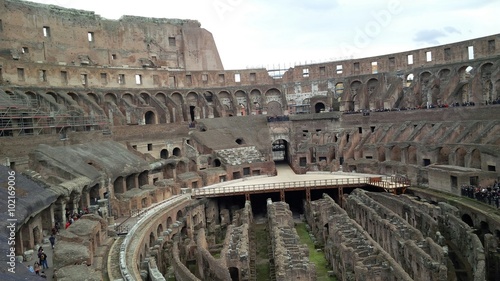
[455,147,466,167]
[122,93,134,105]
[470,149,481,169]
[126,174,136,190]
[391,146,401,162]
[89,184,100,206]
[140,92,151,104]
[165,163,175,179]
[176,210,183,221]
[160,149,168,159]
[189,106,196,122]
[229,267,240,281]
[213,159,221,167]
[176,161,187,174]
[145,111,156,124]
[438,147,451,165]
[167,217,173,229]
[377,147,386,162]
[33,226,42,245]
[114,176,125,194]
[138,171,149,187]
[173,147,181,157]
[149,232,155,249]
[314,102,325,113]
[105,93,117,104]
[462,214,474,228]
[406,73,414,87]
[157,224,164,237]
[272,139,289,162]
[408,146,417,165]
[87,93,99,104]
[235,138,245,145]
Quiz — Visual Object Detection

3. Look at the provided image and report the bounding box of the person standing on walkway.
[49,235,56,249]
[39,251,48,269]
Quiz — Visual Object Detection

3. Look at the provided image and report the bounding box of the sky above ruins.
[30,0,500,70]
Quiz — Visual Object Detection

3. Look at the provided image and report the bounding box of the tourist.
[49,235,56,249]
[39,251,48,269]
[34,261,41,275]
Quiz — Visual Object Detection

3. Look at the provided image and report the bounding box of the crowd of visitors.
[461,182,500,208]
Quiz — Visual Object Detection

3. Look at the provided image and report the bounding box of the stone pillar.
[401,146,408,164]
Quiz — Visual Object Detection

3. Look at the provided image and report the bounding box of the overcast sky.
[28,0,500,70]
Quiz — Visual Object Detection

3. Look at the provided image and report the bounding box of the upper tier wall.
[0,0,223,71]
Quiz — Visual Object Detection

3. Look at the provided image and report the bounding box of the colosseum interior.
[0,1,499,280]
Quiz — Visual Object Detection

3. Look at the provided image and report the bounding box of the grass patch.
[295,223,337,281]
[254,223,270,280]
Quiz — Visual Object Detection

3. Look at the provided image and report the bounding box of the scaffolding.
[0,91,110,137]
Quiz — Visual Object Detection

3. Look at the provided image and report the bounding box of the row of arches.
[372,145,482,169]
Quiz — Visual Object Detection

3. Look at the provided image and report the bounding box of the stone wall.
[346,189,448,280]
[195,228,231,281]
[306,194,413,281]
[267,199,316,281]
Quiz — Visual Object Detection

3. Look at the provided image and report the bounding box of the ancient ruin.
[0,0,499,280]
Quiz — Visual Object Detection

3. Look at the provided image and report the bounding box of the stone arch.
[419,71,432,106]
[149,232,155,249]
[406,73,414,87]
[390,146,401,162]
[480,63,493,104]
[173,147,181,157]
[160,149,168,159]
[218,91,233,109]
[314,102,325,113]
[165,163,175,179]
[140,92,151,105]
[122,93,134,105]
[462,213,474,228]
[67,92,80,103]
[104,93,117,104]
[170,92,184,104]
[176,161,187,174]
[144,111,156,125]
[213,159,222,167]
[377,146,386,162]
[438,147,451,165]
[46,91,60,104]
[458,65,474,82]
[203,91,214,103]
[348,80,362,111]
[114,176,125,194]
[470,149,481,169]
[176,210,183,221]
[235,90,248,116]
[87,92,99,104]
[438,68,451,80]
[265,88,283,116]
[408,145,417,165]
[155,92,167,104]
[167,217,173,228]
[138,170,149,187]
[157,224,164,237]
[366,78,379,108]
[186,92,198,105]
[250,89,262,113]
[25,91,38,106]
[126,174,136,190]
[455,147,467,167]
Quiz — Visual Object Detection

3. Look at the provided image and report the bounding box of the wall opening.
[314,102,325,113]
[145,111,155,124]
[190,106,195,122]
